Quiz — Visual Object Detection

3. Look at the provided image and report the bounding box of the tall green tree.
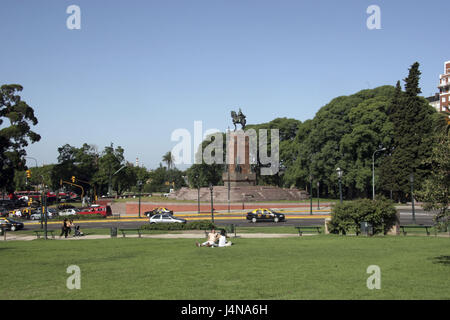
[92,144,125,195]
[284,86,397,199]
[0,84,41,192]
[50,143,99,191]
[389,62,436,201]
[416,130,450,229]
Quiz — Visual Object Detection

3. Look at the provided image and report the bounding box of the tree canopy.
[0,84,41,192]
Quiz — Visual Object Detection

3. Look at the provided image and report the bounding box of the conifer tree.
[389,62,434,201]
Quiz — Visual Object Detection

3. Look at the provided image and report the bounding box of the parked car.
[149,214,186,224]
[30,211,42,220]
[30,209,57,220]
[0,217,24,231]
[246,208,286,223]
[58,204,76,210]
[59,208,79,216]
[144,207,173,217]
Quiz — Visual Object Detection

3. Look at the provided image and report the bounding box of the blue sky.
[1,0,449,169]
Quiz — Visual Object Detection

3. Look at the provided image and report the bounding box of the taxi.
[0,217,24,231]
[246,208,285,223]
[144,207,173,217]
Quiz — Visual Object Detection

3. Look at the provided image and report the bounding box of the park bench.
[119,228,142,238]
[399,224,434,236]
[34,230,55,239]
[295,225,322,236]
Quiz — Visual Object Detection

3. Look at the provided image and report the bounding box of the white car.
[59,208,78,216]
[149,214,186,224]
[30,210,57,220]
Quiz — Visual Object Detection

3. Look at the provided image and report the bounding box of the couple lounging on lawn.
[196,228,233,247]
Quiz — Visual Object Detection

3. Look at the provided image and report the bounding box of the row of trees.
[14,145,187,196]
[193,62,449,204]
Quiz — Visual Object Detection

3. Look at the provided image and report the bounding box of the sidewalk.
[0,232,304,241]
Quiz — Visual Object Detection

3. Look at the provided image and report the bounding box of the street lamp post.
[43,181,48,240]
[227,168,231,213]
[336,167,343,204]
[410,173,416,224]
[317,181,320,210]
[209,183,214,223]
[137,180,142,218]
[309,175,313,215]
[195,174,200,213]
[372,148,386,200]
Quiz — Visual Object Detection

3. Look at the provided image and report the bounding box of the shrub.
[141,220,217,231]
[328,199,398,235]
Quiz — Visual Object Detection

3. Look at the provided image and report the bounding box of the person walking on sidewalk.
[59,218,69,238]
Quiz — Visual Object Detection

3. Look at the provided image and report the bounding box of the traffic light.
[72,176,76,183]
[26,170,31,178]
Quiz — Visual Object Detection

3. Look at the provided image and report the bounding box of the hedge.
[141,220,217,231]
[327,199,398,235]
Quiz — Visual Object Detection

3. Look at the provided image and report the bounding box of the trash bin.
[360,222,373,236]
[110,227,118,238]
[0,228,4,236]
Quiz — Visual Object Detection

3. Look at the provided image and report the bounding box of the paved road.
[23,207,437,231]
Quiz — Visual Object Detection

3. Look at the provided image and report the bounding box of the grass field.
[1,235,449,300]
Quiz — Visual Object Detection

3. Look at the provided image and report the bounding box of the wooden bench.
[34,230,55,239]
[119,228,142,238]
[400,225,434,236]
[295,225,322,236]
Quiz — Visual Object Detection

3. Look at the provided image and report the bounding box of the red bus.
[78,205,112,218]
[14,191,77,202]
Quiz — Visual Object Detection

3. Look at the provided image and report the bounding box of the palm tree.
[162,151,174,170]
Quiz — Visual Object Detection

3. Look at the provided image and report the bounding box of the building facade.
[426,93,440,112]
[438,61,450,113]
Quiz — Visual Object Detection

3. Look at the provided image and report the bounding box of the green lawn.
[1,235,449,300]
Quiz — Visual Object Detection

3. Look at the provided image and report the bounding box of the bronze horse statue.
[231,108,246,131]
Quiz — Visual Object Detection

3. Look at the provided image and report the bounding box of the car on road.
[59,208,79,216]
[246,208,286,223]
[30,209,58,220]
[149,214,186,224]
[144,207,173,217]
[0,217,24,231]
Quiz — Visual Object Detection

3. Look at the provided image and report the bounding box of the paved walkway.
[0,232,306,241]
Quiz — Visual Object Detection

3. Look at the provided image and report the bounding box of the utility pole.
[410,173,416,224]
[317,181,320,209]
[309,175,313,215]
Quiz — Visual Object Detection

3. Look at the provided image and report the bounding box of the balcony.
[438,81,450,88]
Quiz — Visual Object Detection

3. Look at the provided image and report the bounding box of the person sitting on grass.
[217,229,233,247]
[196,228,219,247]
